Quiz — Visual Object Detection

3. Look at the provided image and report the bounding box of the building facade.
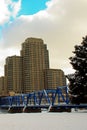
[44,69,66,89]
[0,76,5,95]
[5,55,23,94]
[21,38,49,93]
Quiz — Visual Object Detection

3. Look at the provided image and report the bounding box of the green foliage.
[67,36,87,104]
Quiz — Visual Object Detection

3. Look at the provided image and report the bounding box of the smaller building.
[44,69,66,89]
[5,55,23,95]
[0,76,6,96]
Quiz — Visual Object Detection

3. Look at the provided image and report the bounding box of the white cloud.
[1,0,87,75]
[0,0,21,25]
[9,0,21,17]
[0,0,10,25]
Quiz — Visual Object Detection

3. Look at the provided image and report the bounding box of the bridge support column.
[49,106,71,112]
[23,106,41,113]
[8,107,23,113]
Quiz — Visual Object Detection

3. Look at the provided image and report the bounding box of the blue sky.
[0,0,49,26]
[0,0,50,38]
[20,0,49,15]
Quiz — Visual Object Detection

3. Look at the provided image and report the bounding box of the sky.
[0,0,87,76]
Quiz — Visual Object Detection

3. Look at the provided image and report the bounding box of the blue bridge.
[0,86,87,113]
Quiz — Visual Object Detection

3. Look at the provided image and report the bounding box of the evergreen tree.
[67,36,87,104]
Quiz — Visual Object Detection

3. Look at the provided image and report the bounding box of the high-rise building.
[5,55,23,94]
[44,69,66,89]
[21,37,49,93]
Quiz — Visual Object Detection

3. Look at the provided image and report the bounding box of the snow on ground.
[0,111,87,130]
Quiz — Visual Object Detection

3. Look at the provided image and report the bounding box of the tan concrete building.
[21,37,49,93]
[44,69,66,89]
[5,55,23,94]
[0,76,5,95]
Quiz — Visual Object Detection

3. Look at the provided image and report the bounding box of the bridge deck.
[0,104,87,109]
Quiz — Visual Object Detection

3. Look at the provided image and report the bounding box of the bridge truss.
[0,86,87,113]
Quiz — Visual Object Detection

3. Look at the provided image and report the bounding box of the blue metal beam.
[0,86,70,108]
